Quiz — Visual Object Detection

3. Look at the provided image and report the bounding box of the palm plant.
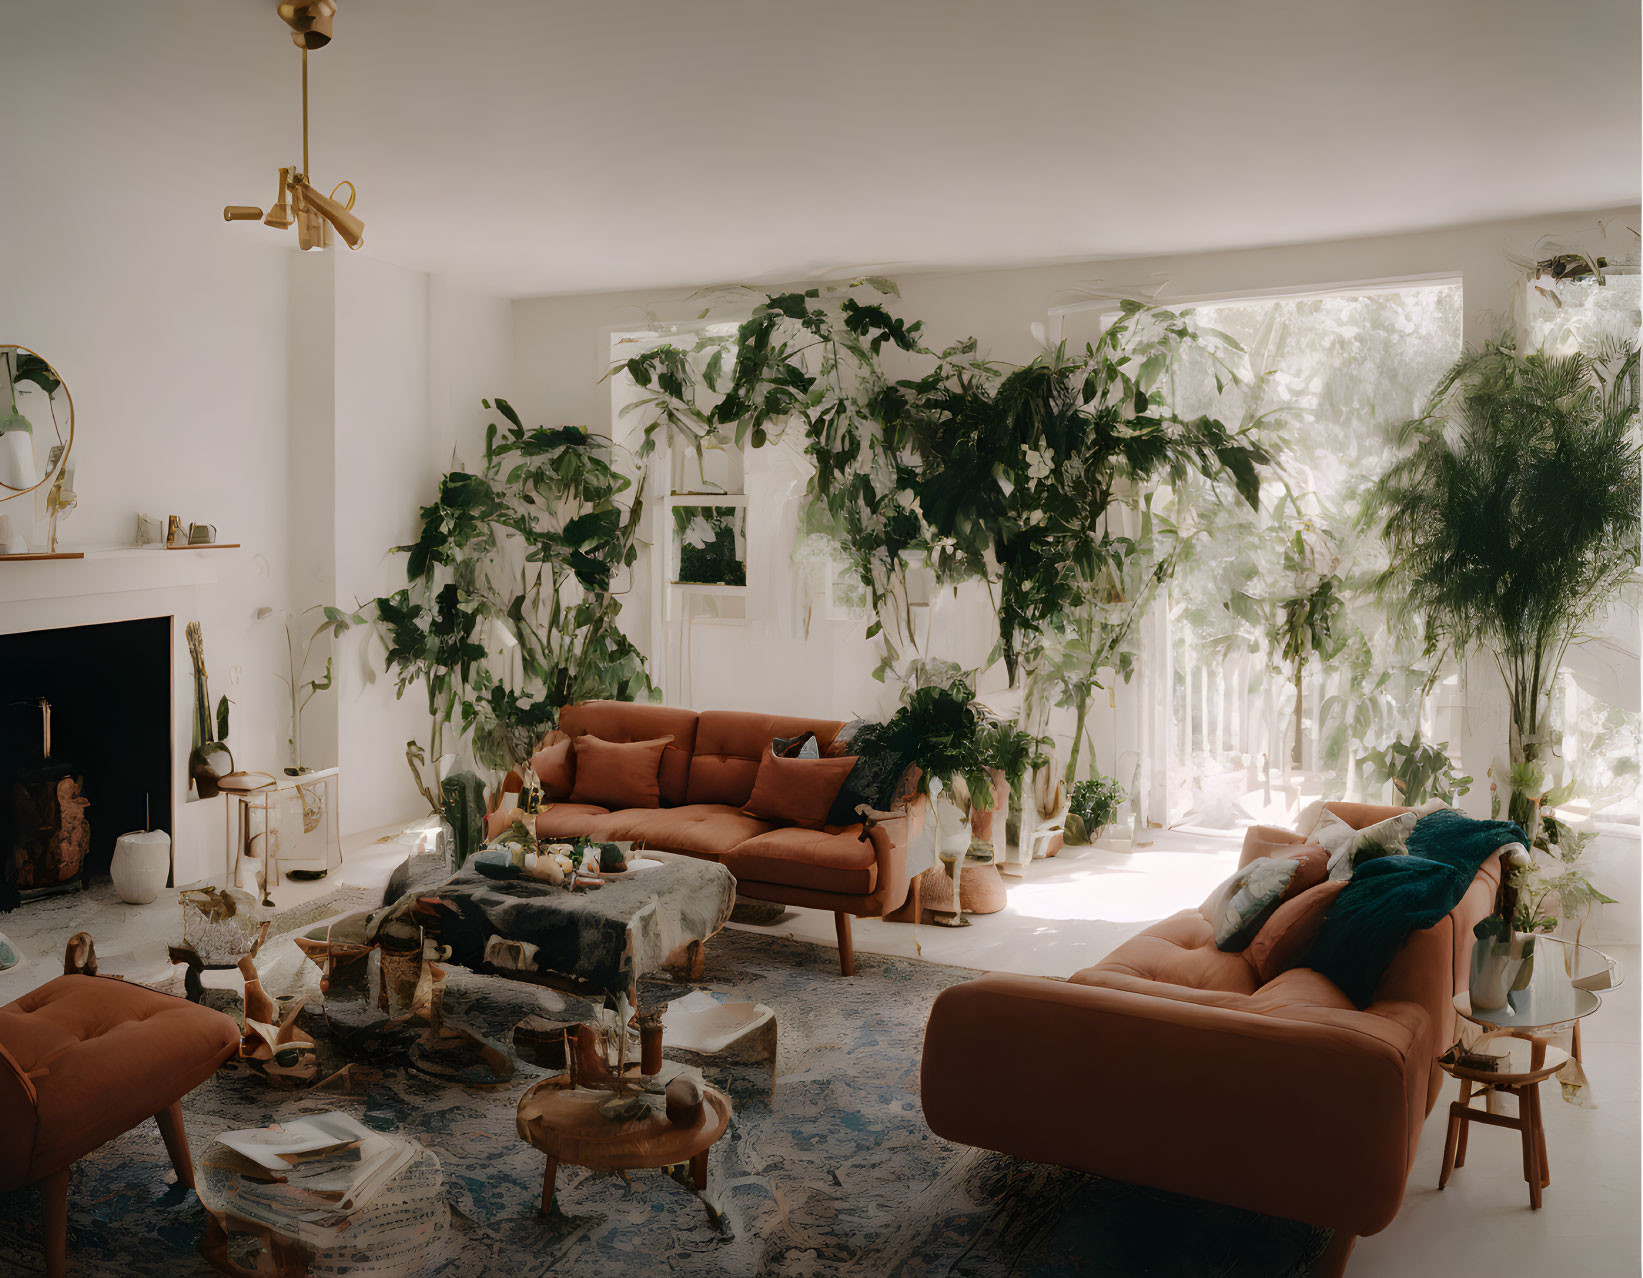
[1376,339,1640,836]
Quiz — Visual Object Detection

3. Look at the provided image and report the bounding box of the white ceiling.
[210,0,1643,297]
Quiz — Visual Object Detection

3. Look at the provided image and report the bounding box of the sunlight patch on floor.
[1003,849,1234,923]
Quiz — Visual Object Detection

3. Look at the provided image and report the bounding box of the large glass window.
[1142,283,1467,827]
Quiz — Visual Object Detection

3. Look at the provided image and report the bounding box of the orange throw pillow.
[530,738,575,800]
[741,747,858,830]
[1279,846,1330,902]
[568,735,673,810]
[1245,879,1349,983]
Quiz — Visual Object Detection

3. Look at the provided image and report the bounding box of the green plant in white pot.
[1470,844,1538,1011]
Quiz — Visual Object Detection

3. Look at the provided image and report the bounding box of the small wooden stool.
[516,1075,732,1219]
[1438,1035,1567,1209]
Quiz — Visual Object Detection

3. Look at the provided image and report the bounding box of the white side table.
[222,766,342,903]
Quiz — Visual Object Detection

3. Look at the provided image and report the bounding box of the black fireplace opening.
[2,616,172,908]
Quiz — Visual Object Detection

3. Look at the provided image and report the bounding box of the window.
[1057,282,1467,829]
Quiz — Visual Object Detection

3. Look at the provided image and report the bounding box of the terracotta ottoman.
[0,974,240,1277]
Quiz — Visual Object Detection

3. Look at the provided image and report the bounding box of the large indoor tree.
[1377,338,1641,837]
[364,400,655,860]
[621,286,1270,851]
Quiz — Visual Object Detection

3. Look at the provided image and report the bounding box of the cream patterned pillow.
[1315,809,1418,882]
[1204,855,1305,952]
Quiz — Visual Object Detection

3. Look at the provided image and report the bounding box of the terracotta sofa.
[920,802,1507,1275]
[488,701,925,975]
[1,974,240,1277]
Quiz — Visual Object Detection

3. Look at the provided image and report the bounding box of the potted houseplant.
[1378,338,1639,842]
[255,604,359,775]
[860,675,1046,925]
[1064,774,1126,845]
[1471,842,1538,1010]
[351,399,658,860]
[1510,811,1618,946]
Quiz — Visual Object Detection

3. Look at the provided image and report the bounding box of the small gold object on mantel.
[223,2,363,252]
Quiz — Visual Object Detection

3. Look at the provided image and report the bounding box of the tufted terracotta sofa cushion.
[0,975,239,1190]
[685,711,845,808]
[1070,910,1262,997]
[725,824,880,896]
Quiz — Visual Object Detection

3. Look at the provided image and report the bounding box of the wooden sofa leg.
[834,911,855,976]
[155,1101,196,1190]
[42,1166,69,1278]
[1311,1229,1356,1278]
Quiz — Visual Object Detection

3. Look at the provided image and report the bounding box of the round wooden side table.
[1438,1035,1569,1209]
[516,1075,732,1219]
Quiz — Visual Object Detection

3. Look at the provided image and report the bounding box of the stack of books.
[213,1111,417,1233]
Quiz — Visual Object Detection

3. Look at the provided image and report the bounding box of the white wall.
[0,2,516,857]
[288,259,517,836]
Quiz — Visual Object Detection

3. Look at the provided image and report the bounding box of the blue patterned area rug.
[0,929,1329,1276]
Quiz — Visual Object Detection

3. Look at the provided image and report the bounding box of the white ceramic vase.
[0,428,36,494]
[934,792,972,862]
[1469,929,1534,1010]
[110,828,171,904]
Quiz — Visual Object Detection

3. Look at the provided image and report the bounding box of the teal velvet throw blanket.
[1308,809,1527,1008]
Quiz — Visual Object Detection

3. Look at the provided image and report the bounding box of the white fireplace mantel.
[0,546,238,611]
[1,546,247,887]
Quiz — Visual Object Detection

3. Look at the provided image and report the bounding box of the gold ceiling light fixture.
[223,1,363,251]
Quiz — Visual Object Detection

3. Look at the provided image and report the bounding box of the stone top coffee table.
[380,849,736,1001]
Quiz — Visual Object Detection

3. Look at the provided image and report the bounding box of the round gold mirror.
[1,345,76,554]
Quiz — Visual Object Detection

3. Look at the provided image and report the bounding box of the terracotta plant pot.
[918,859,1007,916]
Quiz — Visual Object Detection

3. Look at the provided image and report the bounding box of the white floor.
[0,824,412,1005]
[2,824,1637,1275]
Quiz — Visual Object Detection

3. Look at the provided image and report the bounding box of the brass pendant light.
[224,1,363,251]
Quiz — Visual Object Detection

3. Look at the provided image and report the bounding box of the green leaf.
[493,398,524,430]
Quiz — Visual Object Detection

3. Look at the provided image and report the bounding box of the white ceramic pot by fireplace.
[111,828,170,904]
